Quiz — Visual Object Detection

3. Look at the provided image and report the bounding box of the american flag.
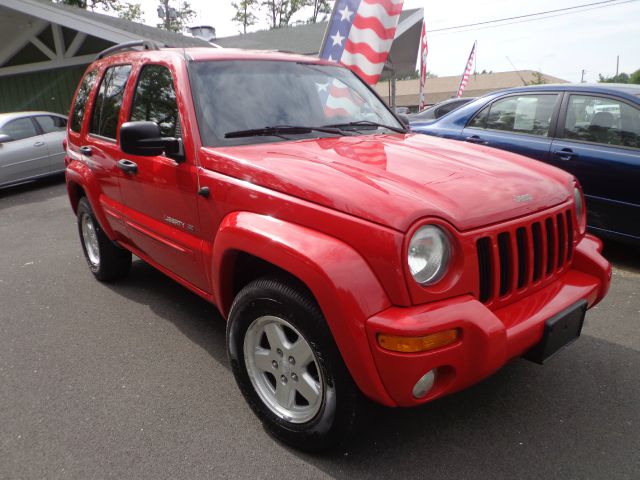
[418,20,428,111]
[316,80,366,117]
[456,41,476,98]
[319,0,404,85]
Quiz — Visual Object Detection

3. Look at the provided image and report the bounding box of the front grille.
[476,209,574,304]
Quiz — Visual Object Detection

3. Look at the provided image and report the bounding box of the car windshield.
[189,60,403,147]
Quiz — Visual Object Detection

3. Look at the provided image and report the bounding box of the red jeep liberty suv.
[65,42,611,451]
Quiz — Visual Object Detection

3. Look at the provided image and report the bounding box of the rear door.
[461,92,561,162]
[550,93,640,240]
[0,117,49,185]
[117,62,208,291]
[83,64,133,240]
[34,114,68,173]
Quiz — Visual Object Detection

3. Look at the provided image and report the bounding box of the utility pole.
[581,69,586,83]
[616,55,619,76]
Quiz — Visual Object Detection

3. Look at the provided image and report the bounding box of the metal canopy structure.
[0,0,208,113]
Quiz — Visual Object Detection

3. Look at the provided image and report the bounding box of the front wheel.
[227,277,360,452]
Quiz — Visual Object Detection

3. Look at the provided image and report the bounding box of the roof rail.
[96,40,165,60]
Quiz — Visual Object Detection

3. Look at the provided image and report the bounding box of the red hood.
[200,134,573,232]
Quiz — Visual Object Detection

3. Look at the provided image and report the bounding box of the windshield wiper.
[323,120,406,134]
[225,125,345,138]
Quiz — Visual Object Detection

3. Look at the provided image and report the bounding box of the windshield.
[189,60,403,147]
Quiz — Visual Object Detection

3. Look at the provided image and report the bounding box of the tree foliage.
[598,70,640,85]
[599,72,630,83]
[308,0,331,23]
[232,0,259,34]
[113,2,143,22]
[55,0,142,22]
[156,0,196,33]
[261,0,309,29]
[526,71,546,85]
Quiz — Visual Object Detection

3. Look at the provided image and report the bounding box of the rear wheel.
[227,276,359,452]
[77,197,131,282]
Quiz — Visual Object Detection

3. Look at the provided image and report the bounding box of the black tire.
[77,196,131,282]
[227,276,360,452]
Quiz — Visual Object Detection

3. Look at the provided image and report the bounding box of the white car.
[0,111,67,188]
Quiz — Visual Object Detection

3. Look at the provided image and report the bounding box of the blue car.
[411,83,640,245]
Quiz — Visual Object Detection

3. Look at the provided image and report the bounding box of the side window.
[0,118,38,141]
[35,115,67,134]
[70,69,98,132]
[90,65,132,139]
[563,95,640,149]
[485,94,558,136]
[468,104,489,128]
[130,65,180,138]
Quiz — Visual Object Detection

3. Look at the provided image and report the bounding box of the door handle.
[33,141,45,147]
[554,148,577,161]
[465,135,488,145]
[117,159,138,174]
[80,146,93,156]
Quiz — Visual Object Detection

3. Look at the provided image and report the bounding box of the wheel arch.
[213,211,395,406]
[65,163,116,240]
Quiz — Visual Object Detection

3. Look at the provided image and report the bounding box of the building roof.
[375,70,570,106]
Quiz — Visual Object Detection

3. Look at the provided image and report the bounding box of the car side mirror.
[0,133,12,144]
[120,121,184,162]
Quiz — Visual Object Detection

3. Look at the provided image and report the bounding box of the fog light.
[412,370,436,399]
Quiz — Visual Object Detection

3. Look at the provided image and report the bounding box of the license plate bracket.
[524,300,587,364]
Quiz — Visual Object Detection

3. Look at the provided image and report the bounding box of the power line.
[427,0,638,34]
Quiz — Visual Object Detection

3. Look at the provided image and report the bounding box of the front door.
[117,63,208,292]
[550,93,640,240]
[461,93,561,162]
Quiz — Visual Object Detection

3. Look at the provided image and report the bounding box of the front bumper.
[365,234,611,407]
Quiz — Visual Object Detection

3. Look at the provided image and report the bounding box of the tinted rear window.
[90,65,132,140]
[70,70,97,132]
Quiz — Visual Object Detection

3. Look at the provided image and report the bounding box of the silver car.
[0,112,67,188]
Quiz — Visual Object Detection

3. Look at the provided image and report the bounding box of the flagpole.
[456,40,476,98]
[319,0,341,58]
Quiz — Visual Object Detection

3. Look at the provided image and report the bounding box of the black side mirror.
[120,121,183,161]
[0,133,12,144]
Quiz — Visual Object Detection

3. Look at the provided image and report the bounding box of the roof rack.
[96,40,165,60]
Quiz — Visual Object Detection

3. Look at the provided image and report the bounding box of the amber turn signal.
[377,329,460,353]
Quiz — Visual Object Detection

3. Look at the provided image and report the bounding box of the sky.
[128,0,640,83]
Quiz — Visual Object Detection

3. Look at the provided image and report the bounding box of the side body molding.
[213,211,396,406]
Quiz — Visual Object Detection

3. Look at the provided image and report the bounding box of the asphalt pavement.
[1,176,639,479]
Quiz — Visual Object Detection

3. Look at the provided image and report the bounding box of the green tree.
[308,0,331,23]
[261,0,310,29]
[114,2,143,22]
[156,0,195,33]
[55,0,142,22]
[598,72,630,83]
[630,69,640,84]
[526,71,546,85]
[232,0,259,34]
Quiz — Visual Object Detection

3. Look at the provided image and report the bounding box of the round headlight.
[408,225,451,285]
